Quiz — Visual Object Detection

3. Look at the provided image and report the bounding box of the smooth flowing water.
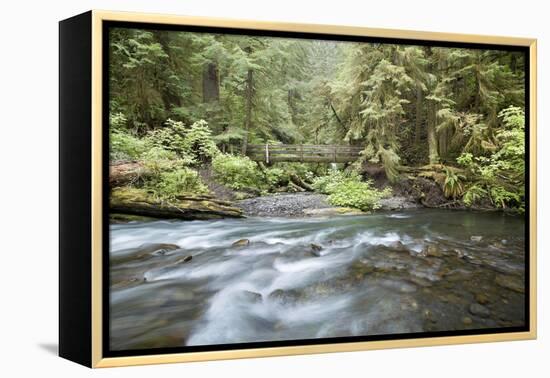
[109,209,525,351]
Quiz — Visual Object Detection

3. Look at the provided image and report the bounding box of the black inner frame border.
[101,20,531,359]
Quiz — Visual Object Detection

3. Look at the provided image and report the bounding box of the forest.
[108,27,526,218]
[107,27,528,349]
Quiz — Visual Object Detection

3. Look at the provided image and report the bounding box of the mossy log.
[110,187,244,220]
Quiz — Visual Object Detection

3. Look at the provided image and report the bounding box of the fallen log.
[110,161,151,187]
[110,188,244,220]
[289,173,313,192]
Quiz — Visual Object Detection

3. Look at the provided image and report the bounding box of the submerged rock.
[495,274,525,293]
[232,238,250,247]
[462,316,473,325]
[387,240,409,253]
[475,293,490,305]
[422,244,443,257]
[469,303,491,318]
[111,243,180,265]
[268,288,302,304]
[176,255,193,264]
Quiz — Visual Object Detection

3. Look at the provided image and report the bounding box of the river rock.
[454,248,468,259]
[423,309,437,323]
[310,243,323,256]
[470,235,483,242]
[495,274,525,293]
[111,243,180,265]
[238,290,263,303]
[268,288,302,304]
[232,238,250,247]
[176,255,193,264]
[469,303,491,318]
[423,244,442,257]
[387,240,408,253]
[462,316,473,325]
[475,293,490,305]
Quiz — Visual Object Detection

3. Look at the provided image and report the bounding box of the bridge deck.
[246,144,364,163]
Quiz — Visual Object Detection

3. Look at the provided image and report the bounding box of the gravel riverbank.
[237,192,419,217]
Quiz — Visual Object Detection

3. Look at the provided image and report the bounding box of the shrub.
[264,167,287,188]
[144,119,220,163]
[110,129,147,161]
[327,180,391,211]
[147,168,208,199]
[141,146,195,173]
[312,170,391,211]
[145,118,188,155]
[212,154,264,190]
[462,184,488,207]
[456,106,525,210]
[181,120,220,162]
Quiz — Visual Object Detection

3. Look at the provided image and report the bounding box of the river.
[109,209,525,351]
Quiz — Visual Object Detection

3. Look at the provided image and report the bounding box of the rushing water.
[109,209,525,351]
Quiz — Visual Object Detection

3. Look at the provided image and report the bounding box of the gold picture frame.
[59,10,537,368]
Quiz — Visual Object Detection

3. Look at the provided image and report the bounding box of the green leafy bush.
[145,119,219,163]
[110,129,147,161]
[456,106,525,210]
[312,170,391,211]
[462,184,488,207]
[140,146,190,174]
[212,154,264,190]
[181,120,220,162]
[264,167,287,188]
[146,168,208,199]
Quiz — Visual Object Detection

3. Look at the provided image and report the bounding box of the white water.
[109,210,525,351]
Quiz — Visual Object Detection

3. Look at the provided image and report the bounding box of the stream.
[109,209,526,351]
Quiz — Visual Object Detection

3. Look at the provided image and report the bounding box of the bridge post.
[265,143,269,164]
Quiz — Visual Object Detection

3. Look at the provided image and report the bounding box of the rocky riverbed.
[237,192,419,217]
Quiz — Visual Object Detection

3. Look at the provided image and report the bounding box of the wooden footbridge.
[246,144,364,163]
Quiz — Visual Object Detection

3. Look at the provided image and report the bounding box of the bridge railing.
[246,144,364,163]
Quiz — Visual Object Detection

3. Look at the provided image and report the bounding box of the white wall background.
[0,0,547,376]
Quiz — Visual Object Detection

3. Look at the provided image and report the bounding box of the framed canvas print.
[59,10,537,368]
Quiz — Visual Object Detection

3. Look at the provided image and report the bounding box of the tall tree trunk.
[424,46,439,164]
[427,101,439,164]
[241,63,254,155]
[414,85,423,144]
[202,62,220,103]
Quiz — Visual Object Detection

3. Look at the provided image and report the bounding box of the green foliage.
[442,168,466,199]
[456,106,525,210]
[144,119,219,163]
[140,146,193,173]
[312,170,391,211]
[462,184,488,206]
[264,167,287,188]
[148,168,209,199]
[181,120,220,162]
[489,185,522,210]
[110,128,147,161]
[212,154,264,190]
